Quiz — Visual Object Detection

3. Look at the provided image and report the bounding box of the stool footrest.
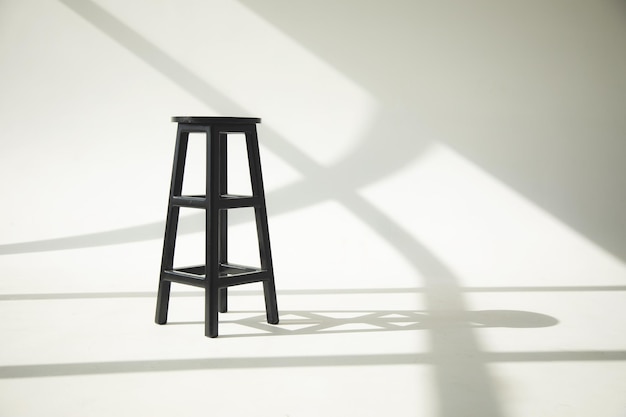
[162,263,270,288]
[171,194,259,209]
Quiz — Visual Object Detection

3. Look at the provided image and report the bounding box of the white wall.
[1,0,625,292]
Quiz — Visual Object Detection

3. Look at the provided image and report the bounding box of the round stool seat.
[172,116,261,124]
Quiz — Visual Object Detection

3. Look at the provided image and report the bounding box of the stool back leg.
[218,132,228,313]
[205,126,221,338]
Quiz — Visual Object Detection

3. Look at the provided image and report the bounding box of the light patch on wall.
[359,142,626,288]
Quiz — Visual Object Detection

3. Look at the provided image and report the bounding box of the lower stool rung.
[162,269,205,287]
[220,271,270,287]
[220,262,260,276]
[163,263,269,288]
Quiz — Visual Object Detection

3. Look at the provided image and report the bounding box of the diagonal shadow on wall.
[238,0,626,263]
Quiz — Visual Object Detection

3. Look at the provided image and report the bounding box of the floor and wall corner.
[1,1,625,416]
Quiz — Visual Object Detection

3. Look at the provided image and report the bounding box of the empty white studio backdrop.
[1,0,624,286]
[1,1,626,416]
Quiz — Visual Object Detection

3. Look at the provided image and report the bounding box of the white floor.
[1,230,626,417]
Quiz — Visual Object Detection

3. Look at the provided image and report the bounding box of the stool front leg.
[156,128,189,325]
[155,281,171,324]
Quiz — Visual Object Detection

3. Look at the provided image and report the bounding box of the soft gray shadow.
[165,309,558,338]
[3,350,626,379]
[0,223,164,254]
[3,285,625,301]
[238,0,626,262]
[3,285,626,301]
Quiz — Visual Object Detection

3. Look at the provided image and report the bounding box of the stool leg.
[263,274,279,325]
[246,126,279,325]
[258,203,279,324]
[205,280,219,338]
[218,132,228,313]
[155,280,171,324]
[218,210,228,313]
[156,128,189,325]
[205,126,221,338]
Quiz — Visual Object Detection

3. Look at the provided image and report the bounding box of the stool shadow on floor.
[168,309,558,338]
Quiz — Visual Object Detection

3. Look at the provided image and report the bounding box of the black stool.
[155,117,279,338]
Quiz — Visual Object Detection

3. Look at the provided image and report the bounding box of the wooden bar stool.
[155,117,279,338]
